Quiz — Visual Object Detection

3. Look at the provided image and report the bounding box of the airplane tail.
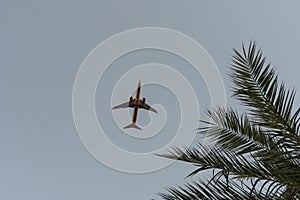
[123,123,142,130]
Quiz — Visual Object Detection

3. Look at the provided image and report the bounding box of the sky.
[1,1,300,199]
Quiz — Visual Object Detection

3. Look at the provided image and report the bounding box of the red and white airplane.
[112,81,157,130]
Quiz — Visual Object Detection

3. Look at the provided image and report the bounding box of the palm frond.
[158,177,278,200]
[231,42,300,145]
[157,41,300,199]
[158,144,273,180]
[158,143,300,199]
[197,107,300,187]
[199,107,269,155]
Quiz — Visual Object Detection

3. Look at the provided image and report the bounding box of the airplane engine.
[129,97,133,103]
[142,98,146,103]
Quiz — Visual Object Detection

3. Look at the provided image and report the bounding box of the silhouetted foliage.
[158,42,300,200]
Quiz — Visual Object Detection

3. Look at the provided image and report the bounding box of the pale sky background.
[1,1,300,199]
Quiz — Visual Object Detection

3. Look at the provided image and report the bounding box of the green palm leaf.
[231,42,300,142]
[157,42,300,199]
[201,107,269,155]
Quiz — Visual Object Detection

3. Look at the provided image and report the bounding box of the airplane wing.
[138,100,158,113]
[112,102,130,110]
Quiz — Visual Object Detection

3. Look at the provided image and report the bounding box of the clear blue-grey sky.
[1,1,300,199]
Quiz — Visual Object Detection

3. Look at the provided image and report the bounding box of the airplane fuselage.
[132,81,141,124]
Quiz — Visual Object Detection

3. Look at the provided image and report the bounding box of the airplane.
[112,81,157,130]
